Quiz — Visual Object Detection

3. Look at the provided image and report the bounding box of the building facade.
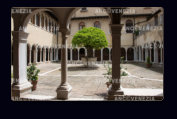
[11,7,164,66]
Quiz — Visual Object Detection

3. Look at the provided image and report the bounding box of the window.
[154,15,158,26]
[126,20,133,33]
[79,22,85,30]
[80,7,87,12]
[94,21,101,28]
[36,14,40,26]
[49,20,51,32]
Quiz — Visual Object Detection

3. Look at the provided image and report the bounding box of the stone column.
[48,49,50,62]
[145,48,148,62]
[125,48,128,62]
[50,49,53,61]
[134,48,136,61]
[11,31,32,97]
[139,47,141,62]
[109,48,111,61]
[40,13,42,28]
[53,48,55,61]
[150,48,152,62]
[160,47,163,64]
[154,45,158,63]
[56,29,72,100]
[108,24,124,100]
[43,48,46,62]
[142,47,144,62]
[56,48,58,61]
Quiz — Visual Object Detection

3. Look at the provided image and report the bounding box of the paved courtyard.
[19,62,163,100]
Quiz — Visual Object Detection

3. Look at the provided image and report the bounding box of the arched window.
[36,13,40,26]
[126,20,133,33]
[49,19,51,32]
[94,21,101,28]
[79,22,85,30]
[41,15,44,28]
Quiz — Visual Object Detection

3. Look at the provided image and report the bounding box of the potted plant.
[72,27,108,67]
[27,64,40,91]
[103,62,112,88]
[146,56,152,68]
[103,62,128,88]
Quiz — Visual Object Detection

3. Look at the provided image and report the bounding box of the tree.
[72,27,108,67]
[72,27,108,57]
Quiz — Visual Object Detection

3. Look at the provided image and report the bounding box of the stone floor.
[18,62,163,100]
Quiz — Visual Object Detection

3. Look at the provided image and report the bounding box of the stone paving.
[22,62,163,100]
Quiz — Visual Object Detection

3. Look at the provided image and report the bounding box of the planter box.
[81,57,97,67]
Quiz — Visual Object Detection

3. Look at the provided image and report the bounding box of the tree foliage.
[72,27,108,50]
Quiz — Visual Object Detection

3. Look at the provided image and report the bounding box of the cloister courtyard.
[11,62,163,100]
[11,7,164,101]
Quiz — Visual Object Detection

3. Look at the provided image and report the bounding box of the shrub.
[27,64,40,81]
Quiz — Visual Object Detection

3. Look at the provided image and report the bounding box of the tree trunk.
[86,47,93,67]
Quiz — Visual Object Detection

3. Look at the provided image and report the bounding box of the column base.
[11,81,32,97]
[107,87,124,100]
[56,83,72,100]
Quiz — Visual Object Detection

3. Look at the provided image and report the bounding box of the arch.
[36,13,40,26]
[58,48,61,61]
[68,48,71,60]
[95,49,101,61]
[103,48,109,60]
[41,14,44,28]
[127,48,134,60]
[140,46,143,61]
[79,48,85,60]
[121,48,126,60]
[31,45,36,63]
[46,48,49,61]
[156,41,161,63]
[143,47,145,61]
[52,48,55,60]
[23,8,58,28]
[37,46,41,62]
[27,44,30,65]
[79,22,85,30]
[94,21,101,28]
[126,19,133,33]
[151,43,154,62]
[72,48,78,60]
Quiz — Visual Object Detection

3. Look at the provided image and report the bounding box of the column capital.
[12,31,29,43]
[110,24,123,34]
